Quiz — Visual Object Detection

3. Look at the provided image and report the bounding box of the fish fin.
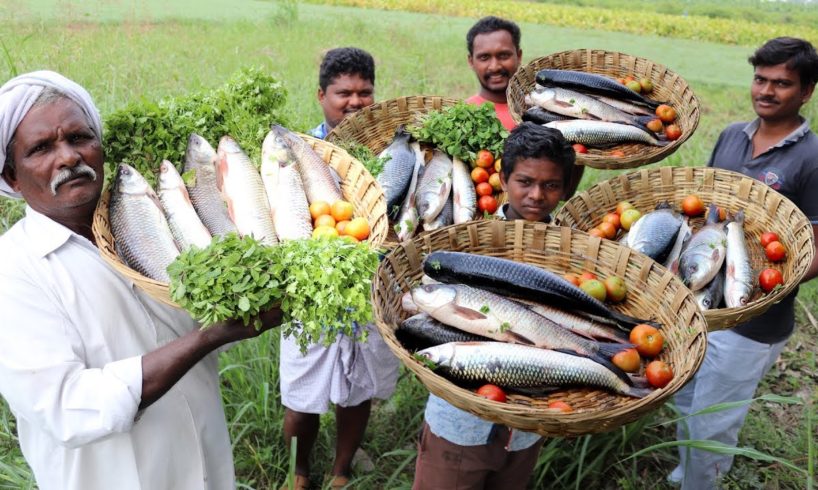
[554,348,583,357]
[627,374,650,389]
[608,310,663,330]
[596,341,636,358]
[553,100,575,109]
[625,386,652,398]
[452,305,488,321]
[506,331,536,346]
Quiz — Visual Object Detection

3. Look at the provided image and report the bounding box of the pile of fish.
[397,251,663,399]
[523,69,669,148]
[621,203,754,310]
[377,126,476,242]
[108,126,343,282]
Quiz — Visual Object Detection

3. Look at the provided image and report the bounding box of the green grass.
[1,2,817,489]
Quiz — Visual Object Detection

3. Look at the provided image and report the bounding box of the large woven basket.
[372,219,707,437]
[92,134,389,307]
[554,166,814,331]
[507,49,700,170]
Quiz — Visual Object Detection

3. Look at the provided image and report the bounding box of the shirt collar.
[23,206,84,258]
[309,122,329,140]
[495,203,552,223]
[742,117,811,149]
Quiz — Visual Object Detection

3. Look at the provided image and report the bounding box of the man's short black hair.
[749,37,818,88]
[501,122,575,187]
[466,16,521,56]
[318,47,375,91]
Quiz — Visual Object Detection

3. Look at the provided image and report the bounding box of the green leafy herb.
[413,353,438,370]
[429,260,441,271]
[480,304,490,314]
[409,102,507,164]
[500,321,511,332]
[338,140,390,178]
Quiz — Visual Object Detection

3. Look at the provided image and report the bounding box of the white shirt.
[0,207,234,490]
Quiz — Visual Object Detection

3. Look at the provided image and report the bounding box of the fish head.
[416,344,455,368]
[114,163,151,196]
[401,291,419,313]
[411,284,457,312]
[157,160,183,190]
[261,130,295,169]
[696,294,713,310]
[184,134,217,169]
[217,135,241,156]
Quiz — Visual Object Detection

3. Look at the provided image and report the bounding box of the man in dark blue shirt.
[670,37,818,489]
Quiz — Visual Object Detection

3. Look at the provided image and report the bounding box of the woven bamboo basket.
[92,134,389,307]
[554,166,814,331]
[507,49,700,170]
[372,219,707,437]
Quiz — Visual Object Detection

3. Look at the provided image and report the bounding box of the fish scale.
[157,160,212,251]
[399,313,489,346]
[377,127,417,219]
[535,69,663,109]
[724,211,754,307]
[528,87,652,129]
[272,125,342,205]
[183,134,238,237]
[261,130,313,240]
[679,204,727,291]
[544,120,665,147]
[451,156,476,224]
[628,205,684,262]
[415,150,452,223]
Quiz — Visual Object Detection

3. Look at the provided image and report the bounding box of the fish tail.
[609,310,662,330]
[596,341,636,359]
[624,386,653,398]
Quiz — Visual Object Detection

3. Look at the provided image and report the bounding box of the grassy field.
[1,1,817,489]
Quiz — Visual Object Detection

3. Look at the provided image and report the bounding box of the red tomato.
[602,212,621,230]
[476,384,506,402]
[610,150,626,157]
[765,241,786,262]
[759,268,784,293]
[645,360,674,388]
[475,149,494,169]
[611,348,641,373]
[478,195,499,214]
[664,124,682,141]
[597,221,617,239]
[579,272,597,283]
[588,228,606,239]
[681,194,705,217]
[572,143,588,154]
[563,273,582,286]
[629,324,664,358]
[547,400,573,413]
[760,231,780,248]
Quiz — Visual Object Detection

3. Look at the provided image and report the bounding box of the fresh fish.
[261,130,312,240]
[695,264,725,310]
[183,133,237,237]
[377,126,417,219]
[591,95,655,117]
[418,342,649,398]
[628,203,684,262]
[663,216,692,273]
[410,283,625,363]
[271,124,343,205]
[402,291,419,313]
[399,313,489,346]
[217,136,278,245]
[527,87,654,129]
[394,153,423,242]
[535,69,664,110]
[451,156,477,224]
[422,251,659,329]
[109,164,180,283]
[544,120,667,147]
[679,204,727,291]
[424,194,453,231]
[415,150,452,223]
[156,160,212,250]
[525,303,630,343]
[521,106,571,125]
[723,211,754,308]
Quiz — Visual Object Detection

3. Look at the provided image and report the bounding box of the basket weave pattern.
[372,219,707,437]
[92,134,388,307]
[555,166,814,331]
[507,49,700,170]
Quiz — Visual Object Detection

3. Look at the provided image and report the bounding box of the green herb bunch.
[338,140,390,178]
[409,102,508,164]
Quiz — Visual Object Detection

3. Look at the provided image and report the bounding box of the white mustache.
[50,163,98,196]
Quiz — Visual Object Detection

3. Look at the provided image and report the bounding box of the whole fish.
[217,136,278,246]
[402,291,420,313]
[271,124,343,205]
[399,313,490,346]
[590,95,655,117]
[628,203,684,262]
[695,264,725,311]
[663,216,692,273]
[723,211,754,308]
[183,133,237,237]
[521,106,571,125]
[451,156,477,224]
[109,164,180,283]
[261,130,313,240]
[424,194,453,231]
[679,204,727,291]
[377,126,417,219]
[422,251,659,329]
[157,160,212,251]
[394,151,423,242]
[418,342,649,398]
[525,303,630,343]
[535,69,664,110]
[410,283,624,363]
[415,150,453,223]
[544,120,667,147]
[527,87,654,130]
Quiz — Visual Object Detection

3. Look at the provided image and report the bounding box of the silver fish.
[271,125,343,205]
[217,136,278,245]
[394,149,423,242]
[591,95,655,117]
[377,126,417,219]
[415,150,452,222]
[261,130,312,241]
[402,291,419,313]
[525,303,629,344]
[544,120,666,147]
[410,283,622,361]
[418,342,648,398]
[109,164,180,283]
[663,216,692,273]
[451,156,477,224]
[183,134,237,237]
[424,194,453,231]
[400,313,489,346]
[695,265,725,310]
[724,211,754,308]
[679,204,727,291]
[628,203,684,262]
[527,87,652,128]
[157,160,212,251]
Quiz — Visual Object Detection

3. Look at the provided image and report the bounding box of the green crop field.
[1,1,817,489]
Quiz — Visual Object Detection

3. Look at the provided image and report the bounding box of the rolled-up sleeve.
[0,274,142,449]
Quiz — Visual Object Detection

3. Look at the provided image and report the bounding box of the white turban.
[0,70,102,199]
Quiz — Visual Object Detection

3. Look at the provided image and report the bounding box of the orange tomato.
[645,360,673,388]
[615,201,635,215]
[665,124,682,141]
[629,324,664,358]
[475,182,494,197]
[655,104,677,123]
[611,348,641,373]
[681,194,705,217]
[314,214,336,229]
[330,200,354,222]
[579,272,598,283]
[345,217,370,241]
[335,220,350,235]
[547,400,573,413]
[471,167,490,184]
[309,201,331,220]
[475,150,495,169]
[476,384,506,402]
[563,273,582,286]
[602,213,621,230]
[588,228,606,239]
[611,150,626,158]
[597,221,617,239]
[312,225,339,239]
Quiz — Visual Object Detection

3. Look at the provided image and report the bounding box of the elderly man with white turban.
[0,71,283,490]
